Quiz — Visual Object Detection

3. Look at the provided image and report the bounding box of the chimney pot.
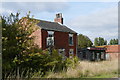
[54,13,63,24]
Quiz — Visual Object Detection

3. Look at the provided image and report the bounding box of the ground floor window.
[69,49,74,58]
[58,49,66,60]
[58,49,65,55]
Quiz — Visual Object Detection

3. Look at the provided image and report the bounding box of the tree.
[109,39,118,45]
[78,34,93,48]
[115,39,118,44]
[94,38,99,46]
[109,39,113,45]
[2,13,20,79]
[99,37,105,46]
[2,12,39,79]
[94,37,107,46]
[104,40,107,45]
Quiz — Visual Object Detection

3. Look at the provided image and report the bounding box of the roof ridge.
[22,17,55,23]
[21,17,77,34]
[29,17,55,23]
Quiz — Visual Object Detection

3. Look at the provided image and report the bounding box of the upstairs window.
[47,31,54,47]
[69,34,73,46]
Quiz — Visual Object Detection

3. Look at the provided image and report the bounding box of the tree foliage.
[2,13,21,78]
[109,39,118,45]
[2,12,44,78]
[78,34,93,48]
[94,37,107,46]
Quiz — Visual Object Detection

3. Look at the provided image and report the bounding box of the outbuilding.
[77,47,106,61]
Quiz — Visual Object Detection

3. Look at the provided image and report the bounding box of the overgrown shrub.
[2,12,39,79]
[13,48,79,78]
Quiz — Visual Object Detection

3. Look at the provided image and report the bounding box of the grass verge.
[46,59,118,78]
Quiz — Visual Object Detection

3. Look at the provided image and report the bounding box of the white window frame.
[69,34,74,46]
[69,49,74,58]
[58,49,65,55]
[47,31,54,46]
[69,49,74,54]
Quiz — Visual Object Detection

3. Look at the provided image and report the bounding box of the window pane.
[69,49,74,54]
[69,34,73,45]
[69,49,74,58]
[47,31,54,47]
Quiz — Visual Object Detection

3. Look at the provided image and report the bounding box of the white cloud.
[1,0,119,2]
[0,8,13,14]
[1,2,118,43]
[1,2,69,15]
[1,0,68,2]
[67,6,118,42]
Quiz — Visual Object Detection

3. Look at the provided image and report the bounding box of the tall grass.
[46,59,118,78]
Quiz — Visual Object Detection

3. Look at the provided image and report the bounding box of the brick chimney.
[54,13,63,24]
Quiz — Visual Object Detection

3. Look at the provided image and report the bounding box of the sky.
[1,2,118,43]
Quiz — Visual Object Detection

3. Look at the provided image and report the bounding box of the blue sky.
[1,2,118,43]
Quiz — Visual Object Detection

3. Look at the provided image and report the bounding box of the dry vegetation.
[46,59,118,78]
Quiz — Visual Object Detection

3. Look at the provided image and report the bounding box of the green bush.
[64,56,79,69]
[13,48,79,78]
[14,49,79,78]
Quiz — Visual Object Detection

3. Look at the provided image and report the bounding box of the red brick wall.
[41,29,48,50]
[106,45,120,53]
[41,29,77,57]
[105,45,120,60]
[54,31,69,56]
[31,29,42,48]
[54,18,63,24]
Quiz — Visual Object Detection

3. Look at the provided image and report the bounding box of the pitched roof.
[37,19,77,34]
